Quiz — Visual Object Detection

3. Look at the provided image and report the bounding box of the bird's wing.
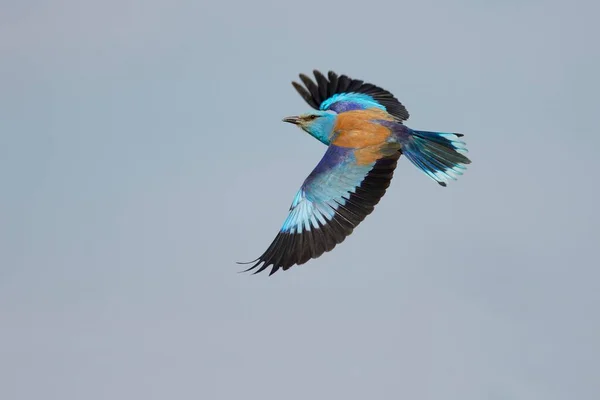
[292,70,410,121]
[240,140,401,276]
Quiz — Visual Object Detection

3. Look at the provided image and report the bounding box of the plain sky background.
[1,0,599,399]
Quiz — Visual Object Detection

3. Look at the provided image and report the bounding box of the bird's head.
[283,111,336,145]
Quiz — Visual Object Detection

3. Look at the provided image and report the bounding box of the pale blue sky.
[1,1,599,399]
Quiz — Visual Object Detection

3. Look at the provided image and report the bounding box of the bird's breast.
[332,109,395,149]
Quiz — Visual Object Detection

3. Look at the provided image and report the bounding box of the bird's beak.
[282,116,301,125]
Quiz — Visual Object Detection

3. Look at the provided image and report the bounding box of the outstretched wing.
[292,70,410,121]
[241,144,401,275]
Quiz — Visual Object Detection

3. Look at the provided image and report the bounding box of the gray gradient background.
[1,1,599,399]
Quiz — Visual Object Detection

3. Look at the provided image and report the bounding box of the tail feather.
[402,129,471,186]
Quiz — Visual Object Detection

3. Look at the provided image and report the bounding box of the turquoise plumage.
[240,71,471,275]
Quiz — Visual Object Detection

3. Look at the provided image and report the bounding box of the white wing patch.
[281,190,337,234]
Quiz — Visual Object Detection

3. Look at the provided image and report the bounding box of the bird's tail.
[401,129,471,186]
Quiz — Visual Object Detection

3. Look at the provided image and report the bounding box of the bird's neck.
[306,114,336,145]
[310,130,332,145]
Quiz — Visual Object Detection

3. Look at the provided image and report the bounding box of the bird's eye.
[308,115,318,120]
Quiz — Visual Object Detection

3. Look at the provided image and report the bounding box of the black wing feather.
[299,73,322,104]
[327,71,339,97]
[291,82,317,109]
[313,70,329,103]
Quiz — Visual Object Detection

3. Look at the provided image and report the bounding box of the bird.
[239,70,471,275]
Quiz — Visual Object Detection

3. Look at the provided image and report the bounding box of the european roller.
[240,70,471,275]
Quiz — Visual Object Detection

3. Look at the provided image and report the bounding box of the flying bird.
[240,70,471,275]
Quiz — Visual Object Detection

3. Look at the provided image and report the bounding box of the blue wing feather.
[321,93,387,113]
